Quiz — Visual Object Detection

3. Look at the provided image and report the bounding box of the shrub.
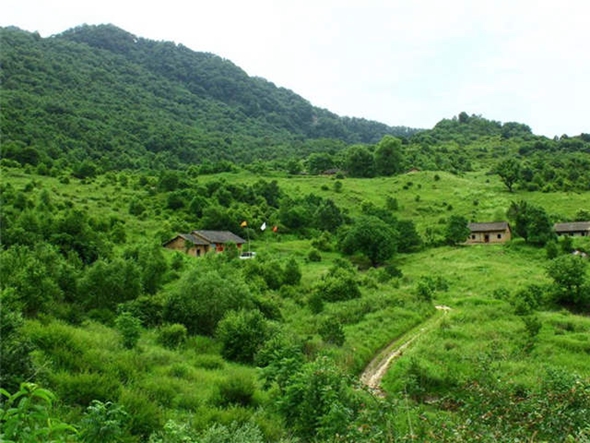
[0,383,77,442]
[116,312,142,349]
[79,400,129,443]
[311,231,334,252]
[217,372,257,407]
[52,371,121,407]
[192,354,225,370]
[415,279,434,301]
[123,294,165,327]
[199,422,265,443]
[546,240,559,259]
[307,248,322,262]
[0,301,34,392]
[119,388,163,439]
[216,309,269,364]
[283,258,302,286]
[164,263,254,336]
[157,323,187,349]
[315,268,361,302]
[279,356,357,440]
[308,291,325,314]
[318,317,345,346]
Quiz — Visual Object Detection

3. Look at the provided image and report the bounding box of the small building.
[554,221,590,237]
[163,230,247,257]
[467,222,511,244]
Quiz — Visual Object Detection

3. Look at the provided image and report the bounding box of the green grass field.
[2,165,589,441]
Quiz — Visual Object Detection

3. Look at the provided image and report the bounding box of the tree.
[306,153,335,175]
[509,201,555,246]
[339,216,398,266]
[444,215,470,245]
[78,258,142,311]
[495,158,521,192]
[163,262,253,335]
[314,199,343,232]
[0,383,77,442]
[374,135,403,176]
[283,258,302,286]
[123,243,168,295]
[286,158,303,175]
[547,255,588,306]
[343,145,374,178]
[396,219,423,252]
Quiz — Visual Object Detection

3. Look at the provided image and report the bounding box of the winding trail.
[359,305,451,396]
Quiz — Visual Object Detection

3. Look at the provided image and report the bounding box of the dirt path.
[359,305,451,396]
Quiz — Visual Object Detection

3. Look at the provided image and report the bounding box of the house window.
[497,234,502,239]
[471,235,476,240]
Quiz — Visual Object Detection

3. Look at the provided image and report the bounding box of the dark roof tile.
[468,222,510,232]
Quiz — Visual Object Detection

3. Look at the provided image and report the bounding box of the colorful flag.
[240,221,247,227]
[260,222,267,231]
[272,225,278,232]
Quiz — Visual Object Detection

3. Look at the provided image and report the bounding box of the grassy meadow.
[2,164,590,441]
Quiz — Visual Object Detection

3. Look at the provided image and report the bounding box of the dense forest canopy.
[0,24,417,170]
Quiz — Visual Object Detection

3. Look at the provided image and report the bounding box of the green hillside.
[0,24,416,170]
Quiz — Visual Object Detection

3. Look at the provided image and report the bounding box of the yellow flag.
[240,221,247,227]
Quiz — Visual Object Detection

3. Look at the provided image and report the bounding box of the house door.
[484,234,490,243]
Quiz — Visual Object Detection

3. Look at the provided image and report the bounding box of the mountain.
[0,24,418,170]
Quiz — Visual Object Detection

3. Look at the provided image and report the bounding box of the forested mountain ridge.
[0,24,417,170]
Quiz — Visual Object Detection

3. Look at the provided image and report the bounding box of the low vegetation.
[2,161,589,442]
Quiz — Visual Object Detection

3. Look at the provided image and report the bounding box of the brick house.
[163,230,246,257]
[467,222,511,244]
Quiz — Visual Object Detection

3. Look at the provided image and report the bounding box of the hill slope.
[0,24,417,169]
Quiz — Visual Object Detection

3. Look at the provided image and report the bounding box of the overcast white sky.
[2,0,589,137]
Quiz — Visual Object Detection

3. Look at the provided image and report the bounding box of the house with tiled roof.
[163,230,246,257]
[466,222,511,244]
[554,222,590,237]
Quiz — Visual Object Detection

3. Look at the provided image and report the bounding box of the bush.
[192,354,225,370]
[311,231,334,252]
[283,258,302,286]
[0,301,34,392]
[314,268,361,302]
[79,400,129,443]
[279,356,357,440]
[164,263,254,336]
[216,309,269,364]
[119,388,163,439]
[318,317,345,346]
[116,312,142,349]
[199,422,265,443]
[52,371,121,407]
[157,323,187,349]
[123,294,165,327]
[217,372,256,407]
[307,248,322,262]
[0,383,77,442]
